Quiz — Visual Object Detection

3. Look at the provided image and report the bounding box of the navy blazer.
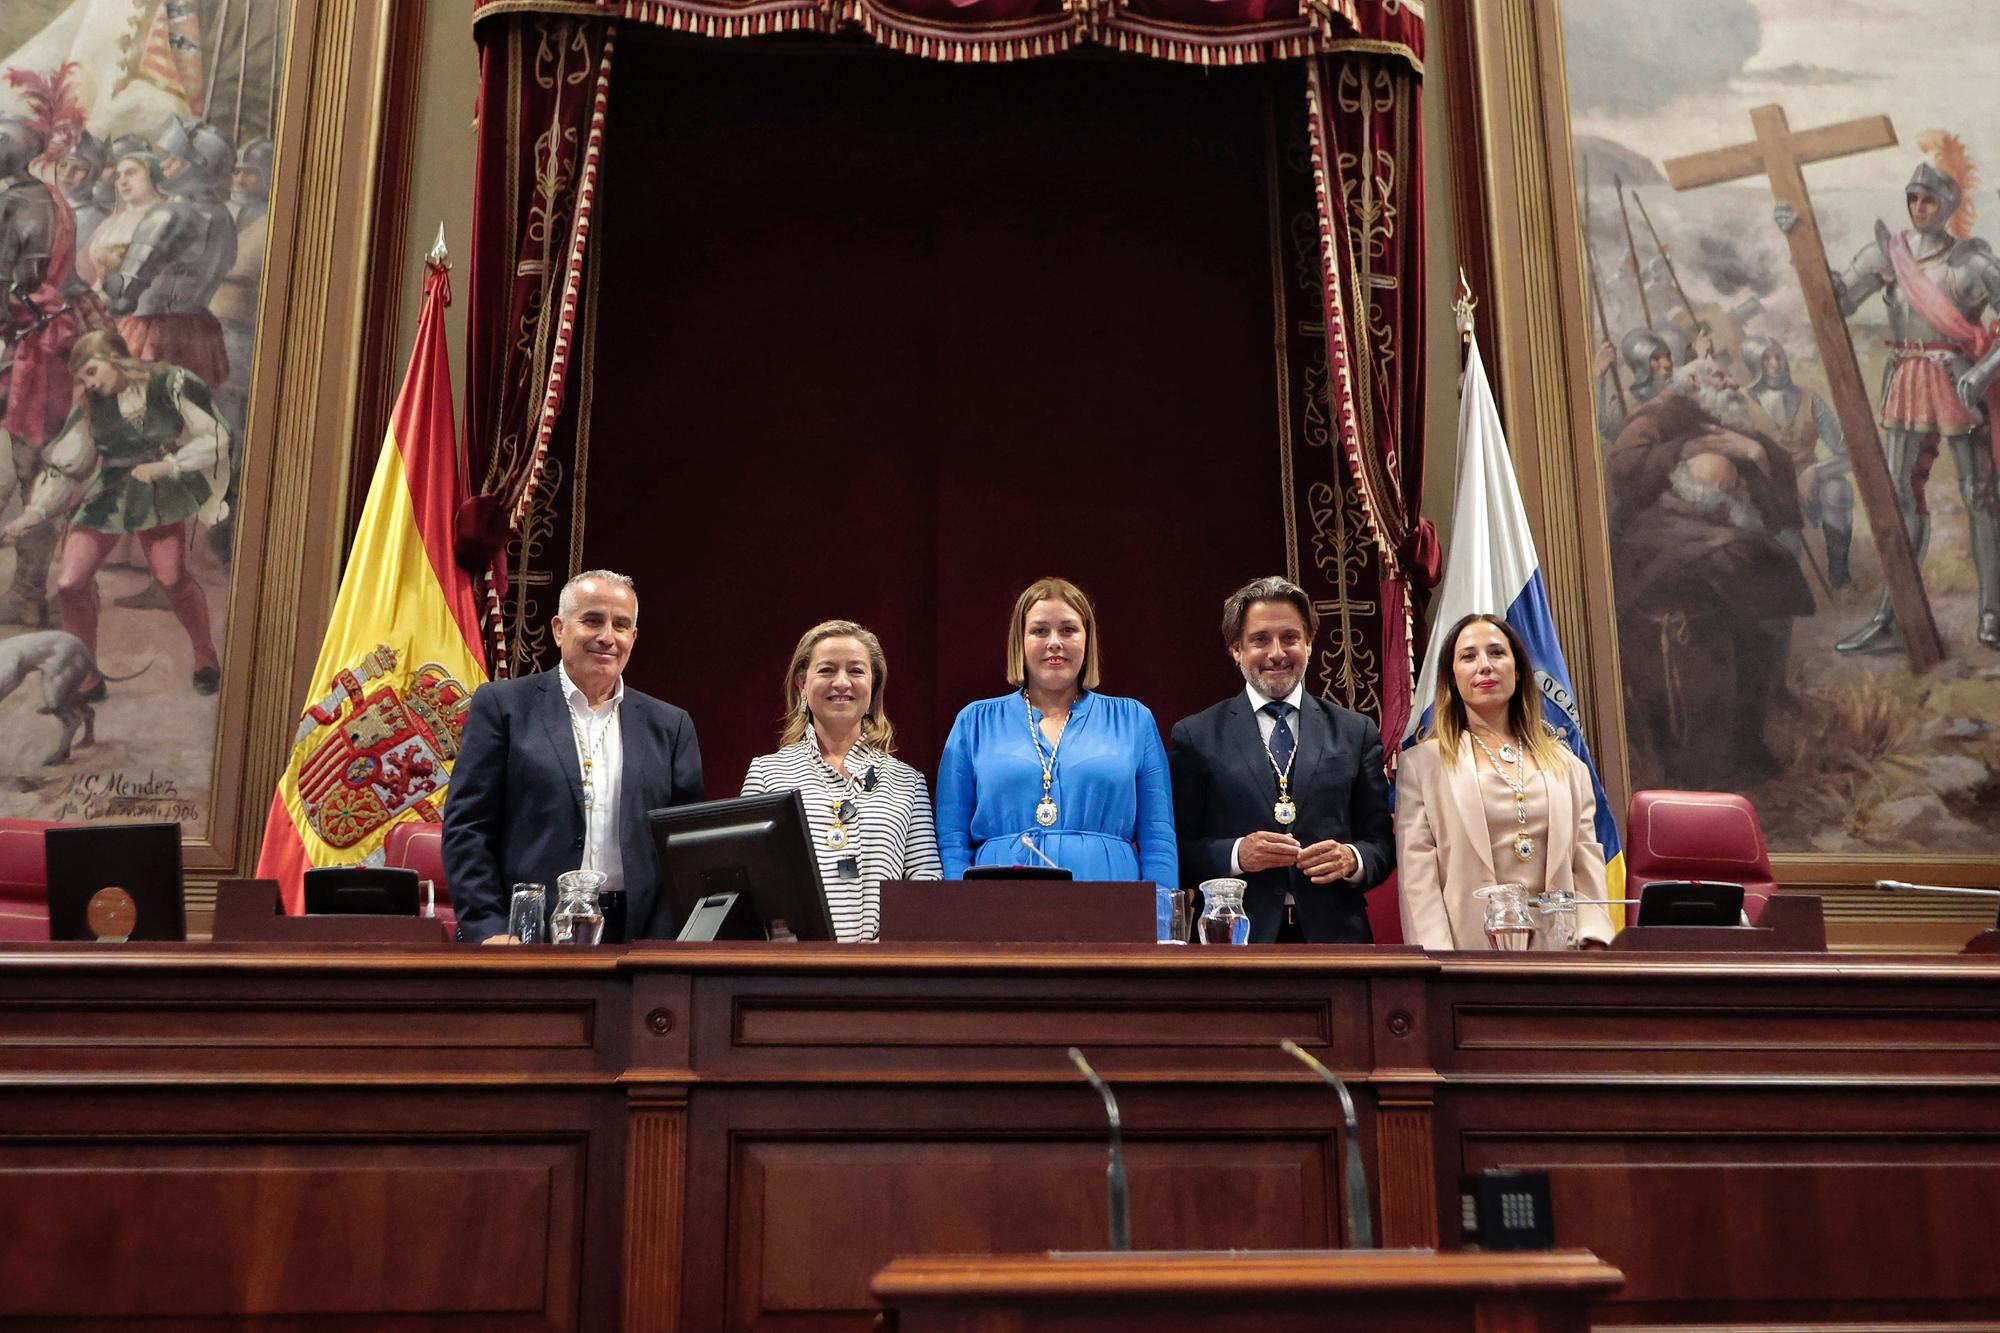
[1168,691,1393,943]
[441,670,704,942]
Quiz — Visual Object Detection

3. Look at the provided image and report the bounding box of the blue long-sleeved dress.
[936,690,1179,889]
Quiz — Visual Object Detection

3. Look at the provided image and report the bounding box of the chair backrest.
[0,818,81,942]
[382,820,453,932]
[1625,790,1777,924]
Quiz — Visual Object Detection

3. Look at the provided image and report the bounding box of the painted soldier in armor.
[1742,335,1856,588]
[102,117,235,392]
[1595,328,1676,447]
[1779,131,2000,650]
[207,138,273,562]
[58,131,107,263]
[213,138,271,427]
[0,116,81,627]
[228,139,271,228]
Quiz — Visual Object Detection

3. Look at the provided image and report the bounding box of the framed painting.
[0,0,423,899]
[1438,0,2000,939]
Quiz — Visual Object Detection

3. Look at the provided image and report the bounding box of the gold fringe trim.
[844,0,1082,60]
[621,0,836,36]
[471,0,1425,65]
[1096,27,1326,65]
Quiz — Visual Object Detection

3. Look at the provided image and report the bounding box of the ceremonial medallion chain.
[1469,732,1534,862]
[1025,694,1073,827]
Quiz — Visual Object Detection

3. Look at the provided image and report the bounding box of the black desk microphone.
[1280,1038,1375,1249]
[1067,1047,1131,1251]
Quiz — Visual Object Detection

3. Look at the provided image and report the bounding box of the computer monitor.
[1637,880,1746,927]
[302,866,422,916]
[649,791,834,942]
[44,822,186,942]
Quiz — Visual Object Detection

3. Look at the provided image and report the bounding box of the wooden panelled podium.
[872,1249,1623,1332]
[0,940,1998,1330]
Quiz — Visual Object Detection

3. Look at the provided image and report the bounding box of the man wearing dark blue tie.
[1168,577,1393,943]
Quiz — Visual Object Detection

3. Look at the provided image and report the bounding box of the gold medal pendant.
[1035,797,1058,827]
[1513,834,1534,861]
[827,823,850,851]
[1274,797,1297,826]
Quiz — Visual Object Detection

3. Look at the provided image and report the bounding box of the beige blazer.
[1396,738,1614,950]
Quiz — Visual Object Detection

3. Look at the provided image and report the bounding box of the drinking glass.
[508,883,547,944]
[1157,886,1190,944]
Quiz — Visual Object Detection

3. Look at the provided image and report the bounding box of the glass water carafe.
[1476,883,1537,951]
[1197,878,1251,946]
[551,869,607,946]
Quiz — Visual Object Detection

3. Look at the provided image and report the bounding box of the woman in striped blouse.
[741,620,942,942]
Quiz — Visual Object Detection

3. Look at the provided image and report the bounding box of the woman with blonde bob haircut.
[741,619,940,942]
[1396,613,1614,950]
[937,577,1177,910]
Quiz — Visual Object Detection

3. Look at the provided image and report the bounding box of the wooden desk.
[872,1249,1624,1332]
[0,944,1996,1330]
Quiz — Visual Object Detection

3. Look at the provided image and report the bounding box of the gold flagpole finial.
[1452,267,1477,346]
[427,223,450,269]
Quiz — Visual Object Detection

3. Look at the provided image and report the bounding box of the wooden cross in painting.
[1665,104,1943,672]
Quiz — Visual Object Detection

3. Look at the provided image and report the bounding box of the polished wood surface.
[878,880,1157,942]
[0,943,1996,1330]
[873,1249,1623,1332]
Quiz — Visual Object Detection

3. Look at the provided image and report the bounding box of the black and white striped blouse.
[741,737,942,942]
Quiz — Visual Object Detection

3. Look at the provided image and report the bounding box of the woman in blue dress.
[936,577,1178,894]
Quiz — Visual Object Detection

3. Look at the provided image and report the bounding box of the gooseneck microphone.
[1280,1038,1375,1249]
[1877,879,2000,899]
[1018,833,1064,873]
[1067,1047,1131,1251]
[1878,880,2000,923]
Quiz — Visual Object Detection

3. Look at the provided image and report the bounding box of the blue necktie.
[1263,700,1295,773]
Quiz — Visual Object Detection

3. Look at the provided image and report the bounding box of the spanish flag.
[254,241,486,912]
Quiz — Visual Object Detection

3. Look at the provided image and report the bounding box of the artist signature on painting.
[52,771,202,824]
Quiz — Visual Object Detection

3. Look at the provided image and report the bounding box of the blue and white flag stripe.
[1404,338,1624,914]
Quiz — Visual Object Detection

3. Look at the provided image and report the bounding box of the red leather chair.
[0,818,78,942]
[1625,790,1777,924]
[382,820,455,936]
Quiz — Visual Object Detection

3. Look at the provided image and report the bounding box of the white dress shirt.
[559,664,626,892]
[1229,681,1363,884]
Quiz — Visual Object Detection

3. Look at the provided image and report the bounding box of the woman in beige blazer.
[1398,613,1615,950]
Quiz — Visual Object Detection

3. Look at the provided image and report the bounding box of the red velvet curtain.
[461,0,1426,727]
[1304,49,1434,755]
[462,13,617,673]
[581,43,1288,801]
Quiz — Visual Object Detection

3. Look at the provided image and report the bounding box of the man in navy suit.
[1169,576,1393,943]
[443,570,703,942]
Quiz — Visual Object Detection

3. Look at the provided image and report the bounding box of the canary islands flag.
[1403,336,1625,922]
[254,246,486,912]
